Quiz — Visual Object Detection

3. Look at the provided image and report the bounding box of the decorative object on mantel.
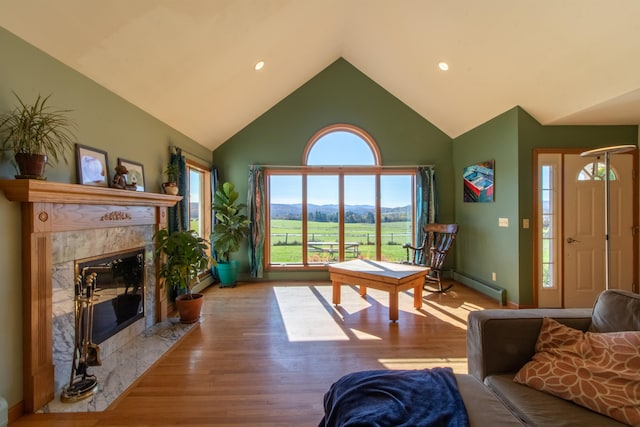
[154,229,213,323]
[117,158,145,191]
[111,164,137,190]
[212,181,251,287]
[162,162,180,195]
[76,144,109,187]
[0,92,77,180]
[61,273,100,403]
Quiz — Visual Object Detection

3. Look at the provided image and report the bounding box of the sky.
[270,131,412,207]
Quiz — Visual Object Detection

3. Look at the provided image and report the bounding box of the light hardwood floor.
[12,281,504,426]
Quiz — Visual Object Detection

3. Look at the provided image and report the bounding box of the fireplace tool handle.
[60,275,98,403]
[85,273,102,366]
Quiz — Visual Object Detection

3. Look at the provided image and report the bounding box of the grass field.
[270,219,412,263]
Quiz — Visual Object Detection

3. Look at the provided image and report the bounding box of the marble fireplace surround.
[0,179,181,413]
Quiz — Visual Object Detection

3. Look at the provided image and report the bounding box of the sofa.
[319,289,639,426]
[463,288,640,426]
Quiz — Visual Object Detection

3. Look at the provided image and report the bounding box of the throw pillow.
[514,317,640,426]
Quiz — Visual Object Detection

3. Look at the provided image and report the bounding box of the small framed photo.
[76,144,109,187]
[118,158,145,192]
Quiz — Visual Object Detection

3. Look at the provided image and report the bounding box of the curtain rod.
[249,164,435,169]
[170,145,212,165]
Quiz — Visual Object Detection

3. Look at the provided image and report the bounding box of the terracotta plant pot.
[175,293,204,324]
[14,153,47,179]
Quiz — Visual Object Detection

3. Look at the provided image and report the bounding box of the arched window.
[304,125,380,166]
[265,124,415,269]
[577,161,617,181]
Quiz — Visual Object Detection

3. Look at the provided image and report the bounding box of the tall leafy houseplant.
[212,182,250,286]
[154,229,212,323]
[0,92,76,179]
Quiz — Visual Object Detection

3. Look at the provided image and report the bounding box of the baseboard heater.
[452,272,506,306]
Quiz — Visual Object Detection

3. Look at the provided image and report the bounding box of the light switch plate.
[523,219,530,229]
[498,217,509,227]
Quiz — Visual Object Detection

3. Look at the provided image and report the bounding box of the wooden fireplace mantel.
[0,178,181,206]
[0,179,182,413]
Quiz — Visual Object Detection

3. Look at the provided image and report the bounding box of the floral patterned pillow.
[514,317,640,426]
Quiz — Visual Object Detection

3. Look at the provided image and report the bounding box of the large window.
[266,124,415,269]
[186,159,212,258]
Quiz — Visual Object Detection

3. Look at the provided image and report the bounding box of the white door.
[563,154,634,308]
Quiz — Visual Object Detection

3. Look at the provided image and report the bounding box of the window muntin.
[266,124,415,269]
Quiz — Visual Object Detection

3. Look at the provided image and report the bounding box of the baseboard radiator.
[453,272,506,305]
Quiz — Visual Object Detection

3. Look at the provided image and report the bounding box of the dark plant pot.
[217,260,239,287]
[175,293,204,324]
[14,153,47,179]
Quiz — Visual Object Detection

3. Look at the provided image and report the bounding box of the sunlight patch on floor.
[315,284,372,315]
[315,285,428,318]
[274,286,385,342]
[349,328,383,340]
[378,357,468,374]
[274,286,353,342]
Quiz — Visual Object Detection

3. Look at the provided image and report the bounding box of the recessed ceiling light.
[254,61,265,71]
[438,62,449,71]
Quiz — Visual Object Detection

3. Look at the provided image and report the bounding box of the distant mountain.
[270,203,410,219]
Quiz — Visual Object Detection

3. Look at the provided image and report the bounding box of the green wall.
[453,106,637,306]
[0,27,209,409]
[212,58,454,281]
[453,108,521,302]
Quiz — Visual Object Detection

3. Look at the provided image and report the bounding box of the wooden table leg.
[414,284,423,309]
[359,286,367,297]
[389,291,399,322]
[332,280,341,305]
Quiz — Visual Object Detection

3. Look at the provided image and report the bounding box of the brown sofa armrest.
[467,309,593,382]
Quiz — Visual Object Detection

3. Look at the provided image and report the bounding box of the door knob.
[566,237,580,244]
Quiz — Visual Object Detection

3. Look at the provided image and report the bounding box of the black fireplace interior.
[76,248,145,344]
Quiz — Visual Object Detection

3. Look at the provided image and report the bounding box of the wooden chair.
[402,223,459,293]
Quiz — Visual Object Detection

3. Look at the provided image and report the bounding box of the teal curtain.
[416,166,437,244]
[168,149,188,232]
[247,165,265,278]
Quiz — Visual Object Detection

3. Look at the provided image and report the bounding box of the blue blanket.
[319,367,469,427]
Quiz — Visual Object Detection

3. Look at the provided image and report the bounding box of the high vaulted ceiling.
[2,0,640,150]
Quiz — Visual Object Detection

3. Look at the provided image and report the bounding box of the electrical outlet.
[499,217,509,227]
[492,272,497,281]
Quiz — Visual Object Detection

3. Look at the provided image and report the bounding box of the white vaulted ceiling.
[1,0,639,150]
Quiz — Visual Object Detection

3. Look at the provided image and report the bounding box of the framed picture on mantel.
[76,144,109,187]
[118,158,145,192]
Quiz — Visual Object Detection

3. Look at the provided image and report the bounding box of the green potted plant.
[154,229,213,323]
[161,163,180,195]
[0,92,76,179]
[211,181,250,287]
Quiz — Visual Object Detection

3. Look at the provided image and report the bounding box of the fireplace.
[0,179,182,412]
[76,248,145,344]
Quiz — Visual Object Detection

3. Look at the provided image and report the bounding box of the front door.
[563,153,634,308]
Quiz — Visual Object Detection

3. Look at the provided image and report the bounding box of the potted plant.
[211,181,250,287]
[154,229,212,323]
[0,92,76,179]
[161,163,180,195]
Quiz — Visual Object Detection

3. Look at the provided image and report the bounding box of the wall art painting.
[463,160,494,202]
